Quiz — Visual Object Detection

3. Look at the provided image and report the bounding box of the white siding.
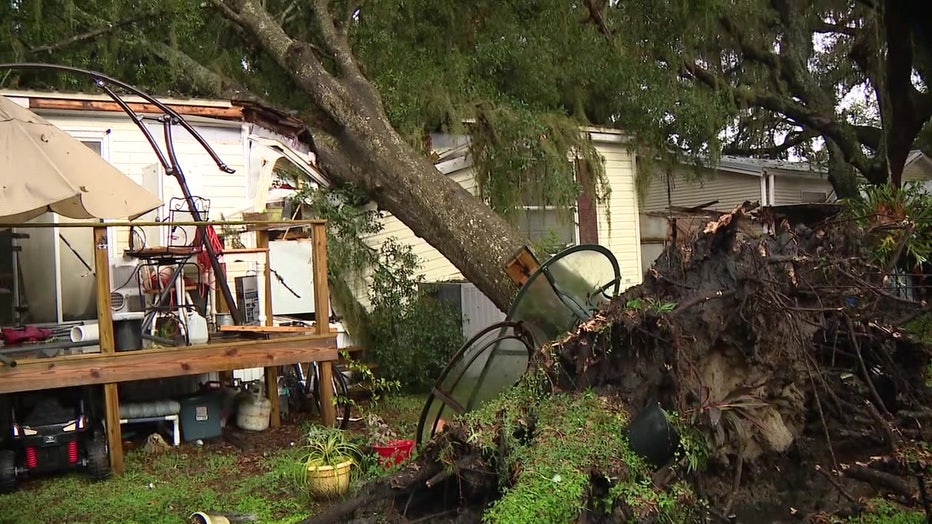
[903,158,932,183]
[350,170,475,308]
[642,168,761,213]
[771,174,833,206]
[18,108,256,322]
[35,112,247,256]
[353,136,645,306]
[595,143,643,288]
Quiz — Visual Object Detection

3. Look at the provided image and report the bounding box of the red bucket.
[372,439,415,466]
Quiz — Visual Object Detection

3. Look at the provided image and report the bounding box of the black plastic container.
[113,313,143,352]
[626,400,680,467]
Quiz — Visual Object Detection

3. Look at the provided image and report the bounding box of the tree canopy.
[2,0,929,201]
[1,0,930,305]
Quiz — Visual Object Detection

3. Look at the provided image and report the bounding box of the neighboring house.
[1,89,325,324]
[902,149,932,188]
[638,153,932,269]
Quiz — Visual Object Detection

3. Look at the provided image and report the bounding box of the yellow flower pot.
[306,459,353,499]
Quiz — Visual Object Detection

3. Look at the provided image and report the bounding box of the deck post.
[311,223,336,426]
[93,226,124,474]
[256,229,282,428]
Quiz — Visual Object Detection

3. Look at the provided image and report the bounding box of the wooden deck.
[0,221,337,476]
[0,334,337,394]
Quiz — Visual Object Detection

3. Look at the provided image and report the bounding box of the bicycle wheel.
[311,364,351,429]
[281,364,310,416]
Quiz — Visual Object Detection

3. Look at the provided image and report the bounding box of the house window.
[512,160,603,256]
[515,206,577,251]
[81,140,102,155]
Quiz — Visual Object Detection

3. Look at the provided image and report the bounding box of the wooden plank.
[217,325,336,333]
[0,219,326,229]
[312,223,336,427]
[93,227,115,355]
[505,246,541,286]
[94,227,123,474]
[255,229,274,327]
[222,248,269,254]
[215,262,230,314]
[264,366,281,429]
[0,335,337,394]
[103,383,124,474]
[29,98,244,119]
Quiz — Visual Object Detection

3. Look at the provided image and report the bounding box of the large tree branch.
[882,0,925,185]
[722,128,818,157]
[683,61,883,181]
[853,125,883,151]
[309,0,358,77]
[768,0,825,107]
[210,0,354,121]
[27,14,151,55]
[148,42,267,104]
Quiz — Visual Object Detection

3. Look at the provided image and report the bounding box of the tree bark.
[212,0,527,310]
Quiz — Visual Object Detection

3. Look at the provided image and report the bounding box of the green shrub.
[366,238,464,393]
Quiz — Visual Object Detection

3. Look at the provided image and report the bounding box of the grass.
[0,394,427,524]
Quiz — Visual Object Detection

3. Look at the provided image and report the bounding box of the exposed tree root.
[308,203,932,522]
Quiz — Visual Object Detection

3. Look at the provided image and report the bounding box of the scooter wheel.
[85,438,110,481]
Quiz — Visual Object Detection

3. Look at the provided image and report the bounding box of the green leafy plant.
[366,240,464,393]
[302,425,360,468]
[292,185,464,395]
[844,182,932,267]
[532,229,571,260]
[668,412,709,474]
[625,297,677,313]
[364,414,400,446]
[339,350,401,408]
[465,384,696,524]
[846,498,928,523]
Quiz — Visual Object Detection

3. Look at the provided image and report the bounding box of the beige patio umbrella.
[0,94,162,223]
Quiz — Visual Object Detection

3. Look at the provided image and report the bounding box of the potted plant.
[366,414,415,467]
[302,426,359,498]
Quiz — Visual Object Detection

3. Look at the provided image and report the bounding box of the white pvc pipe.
[70,323,100,342]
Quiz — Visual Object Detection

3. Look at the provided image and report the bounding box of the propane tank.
[236,384,271,431]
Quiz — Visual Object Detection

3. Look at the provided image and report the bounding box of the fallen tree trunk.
[306,203,932,523]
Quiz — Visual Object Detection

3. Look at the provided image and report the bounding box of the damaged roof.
[0,89,315,150]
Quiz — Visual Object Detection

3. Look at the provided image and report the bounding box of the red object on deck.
[1,326,53,344]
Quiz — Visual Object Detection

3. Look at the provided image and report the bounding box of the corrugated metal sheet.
[460,282,506,340]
